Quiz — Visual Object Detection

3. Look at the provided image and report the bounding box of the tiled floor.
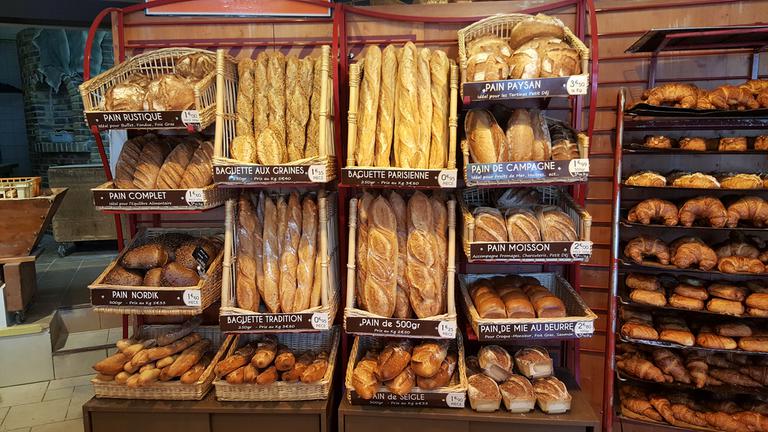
[0,374,93,432]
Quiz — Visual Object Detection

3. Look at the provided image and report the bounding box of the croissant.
[677,196,727,227]
[670,237,717,270]
[707,85,760,110]
[715,241,760,259]
[624,236,670,265]
[708,368,762,387]
[695,88,715,110]
[727,196,768,227]
[641,83,698,108]
[628,199,679,226]
[651,349,691,384]
[621,398,663,422]
[759,91,768,108]
[670,404,708,428]
[733,411,768,432]
[756,136,768,151]
[643,135,672,149]
[718,256,766,274]
[704,412,750,432]
[617,355,667,383]
[685,354,708,388]
[740,79,768,95]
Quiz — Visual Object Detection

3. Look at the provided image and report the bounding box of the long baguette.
[215,344,256,377]
[236,58,254,137]
[180,353,213,385]
[415,47,432,168]
[253,52,269,162]
[356,192,374,310]
[236,194,260,311]
[394,42,418,168]
[156,317,201,346]
[266,51,287,162]
[311,252,323,308]
[279,192,302,313]
[428,50,450,169]
[286,56,314,162]
[388,191,411,318]
[356,46,381,167]
[254,193,265,302]
[431,193,448,314]
[294,195,318,312]
[166,339,212,378]
[305,56,323,158]
[262,195,281,313]
[130,333,202,369]
[374,45,398,167]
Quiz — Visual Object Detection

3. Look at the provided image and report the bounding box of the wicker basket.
[92,325,233,400]
[345,56,458,171]
[459,273,597,340]
[344,193,458,338]
[89,228,224,316]
[213,327,340,401]
[80,48,235,130]
[91,182,231,212]
[457,13,590,97]
[219,191,339,332]
[344,335,468,408]
[0,177,41,199]
[460,187,592,262]
[461,133,590,187]
[213,46,336,184]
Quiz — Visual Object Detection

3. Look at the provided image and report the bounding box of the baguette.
[431,193,448,315]
[301,352,329,384]
[156,355,177,369]
[93,352,130,375]
[279,192,302,313]
[356,192,374,310]
[394,42,419,168]
[305,55,323,158]
[266,51,287,162]
[130,333,202,369]
[294,195,318,312]
[285,56,314,162]
[236,194,260,312]
[364,195,398,317]
[275,345,296,371]
[311,252,323,308]
[236,58,254,137]
[374,45,398,167]
[253,52,269,162]
[356,46,381,167]
[414,47,432,168]
[243,364,258,383]
[114,371,132,384]
[251,335,278,369]
[180,353,212,384]
[389,191,411,318]
[262,195,281,313]
[215,344,256,377]
[428,50,450,169]
[407,192,440,318]
[254,193,265,304]
[166,339,211,378]
[256,366,278,385]
[225,366,246,384]
[156,316,201,346]
[282,351,314,382]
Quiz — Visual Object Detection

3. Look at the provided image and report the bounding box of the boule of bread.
[143,74,195,111]
[505,208,541,242]
[466,110,506,163]
[538,38,580,78]
[509,39,542,80]
[356,46,381,167]
[505,109,535,161]
[467,35,513,59]
[508,14,565,49]
[473,207,507,242]
[467,52,510,82]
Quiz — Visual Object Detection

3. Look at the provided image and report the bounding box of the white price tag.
[437,320,456,339]
[568,158,590,174]
[182,290,201,307]
[181,110,201,124]
[311,312,330,330]
[446,392,466,408]
[570,241,593,258]
[438,169,458,188]
[308,164,327,183]
[575,320,595,337]
[185,188,205,205]
[566,75,589,95]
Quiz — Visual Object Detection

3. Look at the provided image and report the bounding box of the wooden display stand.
[0,249,41,321]
[82,392,336,432]
[339,390,599,432]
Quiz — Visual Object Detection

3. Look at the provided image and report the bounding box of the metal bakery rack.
[603,24,768,432]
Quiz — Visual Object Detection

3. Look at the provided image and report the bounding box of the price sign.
[307,164,327,183]
[566,75,589,95]
[437,321,457,338]
[311,312,330,330]
[437,170,458,188]
[445,393,466,408]
[568,158,590,174]
[181,110,201,125]
[184,188,205,205]
[183,290,201,307]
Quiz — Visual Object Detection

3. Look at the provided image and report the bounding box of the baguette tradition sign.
[219,312,330,332]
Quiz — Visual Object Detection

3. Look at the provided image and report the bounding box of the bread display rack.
[80,48,232,131]
[219,191,340,332]
[460,187,592,263]
[459,273,597,341]
[344,335,468,408]
[92,325,233,400]
[343,194,458,339]
[88,227,224,316]
[212,46,337,186]
[603,24,768,430]
[213,327,340,401]
[341,57,460,189]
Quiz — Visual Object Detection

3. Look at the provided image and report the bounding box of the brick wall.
[17,28,113,185]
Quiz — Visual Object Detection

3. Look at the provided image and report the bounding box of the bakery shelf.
[619,219,768,234]
[620,183,768,195]
[619,334,768,358]
[619,257,767,279]
[622,144,768,155]
[616,371,767,398]
[617,414,716,432]
[622,117,768,131]
[624,103,768,119]
[92,182,232,213]
[219,192,339,333]
[459,273,597,342]
[617,293,768,321]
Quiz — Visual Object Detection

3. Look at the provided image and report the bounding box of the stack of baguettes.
[353,42,451,169]
[229,50,325,164]
[355,190,449,319]
[235,191,323,314]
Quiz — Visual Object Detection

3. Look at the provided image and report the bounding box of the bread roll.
[374,45,398,167]
[121,243,169,270]
[377,340,412,381]
[282,351,313,383]
[417,353,456,390]
[414,47,432,168]
[236,194,260,312]
[406,192,440,318]
[251,335,278,368]
[364,196,398,317]
[389,191,411,318]
[428,50,450,169]
[394,42,419,168]
[294,196,317,312]
[261,196,281,313]
[466,110,506,163]
[286,56,314,162]
[236,58,254,137]
[356,46,381,167]
[410,340,448,378]
[506,109,535,162]
[305,56,323,159]
[161,262,200,287]
[301,352,328,384]
[279,192,302,313]
[352,352,380,400]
